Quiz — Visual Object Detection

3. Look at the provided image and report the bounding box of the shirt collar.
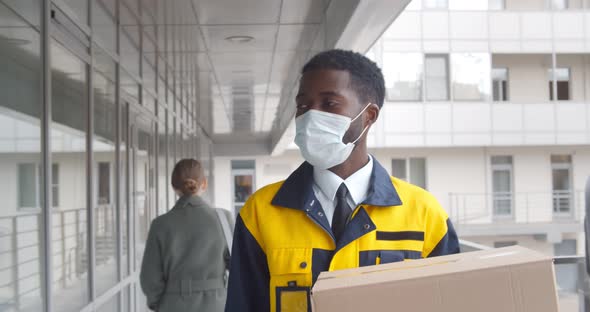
[313,155,374,205]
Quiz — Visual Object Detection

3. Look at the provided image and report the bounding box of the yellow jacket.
[225,159,459,312]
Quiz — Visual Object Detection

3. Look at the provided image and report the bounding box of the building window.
[98,162,111,205]
[549,0,569,9]
[452,53,491,101]
[549,68,570,101]
[231,160,255,214]
[489,0,506,10]
[551,155,573,216]
[392,158,427,189]
[18,163,38,209]
[18,163,59,209]
[424,0,448,9]
[494,241,517,248]
[383,53,423,101]
[425,55,449,101]
[492,68,509,101]
[491,156,513,218]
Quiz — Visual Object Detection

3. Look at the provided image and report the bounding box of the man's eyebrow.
[319,91,344,98]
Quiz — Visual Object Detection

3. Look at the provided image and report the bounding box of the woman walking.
[140,159,229,312]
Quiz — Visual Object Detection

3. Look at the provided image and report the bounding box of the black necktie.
[332,183,352,242]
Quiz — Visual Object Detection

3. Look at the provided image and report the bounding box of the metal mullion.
[87,0,96,303]
[114,0,124,310]
[41,0,52,311]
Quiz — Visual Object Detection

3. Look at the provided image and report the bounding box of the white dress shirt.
[312,155,374,226]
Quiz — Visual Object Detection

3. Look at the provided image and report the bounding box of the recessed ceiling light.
[225,35,254,44]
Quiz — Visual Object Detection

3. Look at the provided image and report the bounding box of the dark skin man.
[296,69,380,179]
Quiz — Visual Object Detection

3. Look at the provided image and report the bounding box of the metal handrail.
[0,205,117,309]
[449,189,585,225]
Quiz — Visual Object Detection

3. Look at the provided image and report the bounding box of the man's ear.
[365,103,380,127]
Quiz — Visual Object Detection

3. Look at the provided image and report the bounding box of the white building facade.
[215,0,590,258]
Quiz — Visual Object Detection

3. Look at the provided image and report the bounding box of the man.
[225,49,459,312]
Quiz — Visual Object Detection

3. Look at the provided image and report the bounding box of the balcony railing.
[0,205,118,311]
[449,190,585,226]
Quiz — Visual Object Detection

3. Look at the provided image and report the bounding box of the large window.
[492,68,509,102]
[383,53,423,101]
[491,156,513,218]
[425,55,449,101]
[549,68,570,101]
[392,158,427,189]
[452,53,491,101]
[551,155,573,216]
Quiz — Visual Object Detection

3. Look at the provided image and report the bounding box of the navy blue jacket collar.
[271,157,403,210]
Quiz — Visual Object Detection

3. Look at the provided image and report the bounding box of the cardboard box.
[311,246,559,312]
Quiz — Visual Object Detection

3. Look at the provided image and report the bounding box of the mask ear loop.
[350,103,372,144]
[350,102,372,123]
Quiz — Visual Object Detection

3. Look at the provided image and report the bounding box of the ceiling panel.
[280,0,329,24]
[192,0,281,25]
[276,24,318,51]
[201,25,277,52]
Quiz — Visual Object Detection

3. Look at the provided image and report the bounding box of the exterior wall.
[216,145,590,225]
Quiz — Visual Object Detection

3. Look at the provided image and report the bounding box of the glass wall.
[0,0,210,311]
[50,39,89,312]
[0,1,43,311]
[93,48,118,296]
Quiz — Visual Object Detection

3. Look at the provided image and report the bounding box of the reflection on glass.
[51,41,89,312]
[93,0,117,55]
[132,115,154,269]
[452,53,491,101]
[63,0,88,25]
[158,119,168,215]
[93,65,118,295]
[425,55,449,101]
[120,4,140,78]
[0,2,43,311]
[168,114,176,207]
[120,102,129,277]
[383,53,423,101]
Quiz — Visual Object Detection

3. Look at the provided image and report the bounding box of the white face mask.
[294,103,371,170]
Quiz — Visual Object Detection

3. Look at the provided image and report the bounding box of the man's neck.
[329,146,369,180]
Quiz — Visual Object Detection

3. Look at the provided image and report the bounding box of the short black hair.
[301,49,385,108]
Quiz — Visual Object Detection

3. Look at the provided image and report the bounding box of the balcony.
[449,190,585,237]
[370,101,590,148]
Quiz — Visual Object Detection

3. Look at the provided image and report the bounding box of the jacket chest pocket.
[359,250,423,266]
[267,248,312,312]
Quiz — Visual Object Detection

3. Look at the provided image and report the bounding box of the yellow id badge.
[278,288,309,312]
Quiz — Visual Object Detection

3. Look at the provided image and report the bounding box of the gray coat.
[140,195,229,312]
